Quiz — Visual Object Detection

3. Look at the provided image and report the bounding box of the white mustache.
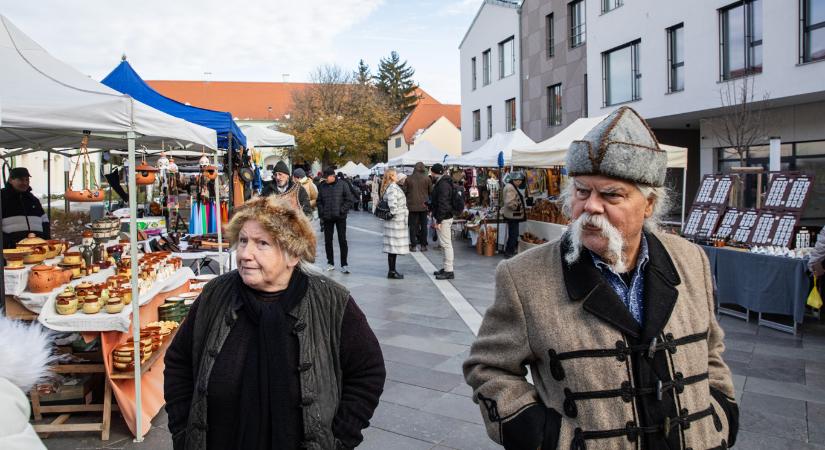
[565,213,627,273]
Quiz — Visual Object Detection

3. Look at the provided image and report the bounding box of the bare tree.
[710,74,770,166]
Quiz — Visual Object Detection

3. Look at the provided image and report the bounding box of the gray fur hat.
[566,106,667,187]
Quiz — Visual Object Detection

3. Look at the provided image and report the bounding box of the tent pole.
[214,151,224,275]
[47,150,52,226]
[127,131,144,442]
[0,179,5,310]
[64,155,70,214]
[681,167,687,231]
[227,133,234,215]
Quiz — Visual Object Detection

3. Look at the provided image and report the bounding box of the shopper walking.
[403,162,433,252]
[430,163,455,280]
[370,174,381,213]
[260,161,312,217]
[165,196,385,450]
[501,171,527,258]
[317,167,355,273]
[380,169,410,279]
[293,168,318,219]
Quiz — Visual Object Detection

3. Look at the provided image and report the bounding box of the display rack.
[763,174,813,212]
[715,207,745,240]
[730,208,759,244]
[683,205,724,239]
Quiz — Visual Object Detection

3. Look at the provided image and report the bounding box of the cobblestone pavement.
[42,212,825,449]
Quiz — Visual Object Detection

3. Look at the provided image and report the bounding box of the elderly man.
[261,161,312,217]
[2,167,50,248]
[464,107,738,450]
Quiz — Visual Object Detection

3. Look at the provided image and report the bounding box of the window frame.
[486,105,493,139]
[504,98,517,132]
[472,109,481,141]
[395,137,401,148]
[546,13,555,58]
[471,56,477,91]
[719,0,763,80]
[569,0,586,48]
[667,23,685,93]
[602,39,642,107]
[482,49,492,86]
[801,0,825,63]
[601,0,623,14]
[547,83,563,126]
[498,36,516,79]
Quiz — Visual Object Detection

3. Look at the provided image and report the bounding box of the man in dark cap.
[261,161,311,217]
[2,167,50,248]
[317,167,355,273]
[430,163,455,279]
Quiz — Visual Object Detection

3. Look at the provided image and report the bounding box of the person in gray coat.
[381,169,410,279]
[403,162,433,251]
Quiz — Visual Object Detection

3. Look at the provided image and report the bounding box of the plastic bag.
[808,277,822,310]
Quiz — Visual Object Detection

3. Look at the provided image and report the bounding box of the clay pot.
[3,248,30,268]
[135,163,159,185]
[62,252,82,266]
[28,265,58,293]
[202,165,218,181]
[65,188,103,202]
[483,241,496,257]
[18,234,50,264]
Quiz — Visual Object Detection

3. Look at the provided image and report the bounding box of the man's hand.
[434,222,441,231]
[814,261,825,277]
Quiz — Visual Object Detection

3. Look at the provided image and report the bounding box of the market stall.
[0,14,218,441]
[387,140,451,166]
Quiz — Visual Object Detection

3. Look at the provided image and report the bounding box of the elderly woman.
[381,169,410,279]
[164,196,386,450]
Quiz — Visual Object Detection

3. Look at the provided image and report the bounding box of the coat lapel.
[561,235,642,338]
[640,232,681,342]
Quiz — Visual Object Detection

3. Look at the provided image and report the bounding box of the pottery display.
[82,297,101,314]
[3,248,31,268]
[90,217,121,240]
[28,265,60,293]
[105,297,123,314]
[62,251,82,266]
[135,163,159,185]
[56,298,78,315]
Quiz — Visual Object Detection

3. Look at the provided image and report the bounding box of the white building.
[459,0,522,154]
[586,0,825,221]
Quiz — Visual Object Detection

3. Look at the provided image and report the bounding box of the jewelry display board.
[771,213,799,248]
[683,207,705,238]
[692,174,735,206]
[683,206,724,239]
[715,207,745,240]
[730,208,759,244]
[747,211,801,247]
[763,174,813,212]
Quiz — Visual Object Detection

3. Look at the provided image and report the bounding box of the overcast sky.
[0,0,479,104]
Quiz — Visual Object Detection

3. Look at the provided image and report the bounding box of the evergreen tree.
[375,51,419,121]
[355,59,372,85]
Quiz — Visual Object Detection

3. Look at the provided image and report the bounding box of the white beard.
[564,212,627,273]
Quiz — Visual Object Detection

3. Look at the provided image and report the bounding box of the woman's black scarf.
[235,268,308,449]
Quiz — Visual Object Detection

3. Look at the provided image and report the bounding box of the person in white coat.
[0,317,58,450]
[381,169,410,279]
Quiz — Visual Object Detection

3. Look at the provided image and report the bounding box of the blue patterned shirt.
[590,234,650,325]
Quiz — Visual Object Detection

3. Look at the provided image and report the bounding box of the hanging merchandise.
[199,147,210,167]
[202,165,219,181]
[252,165,263,193]
[135,153,159,185]
[233,173,245,207]
[65,135,104,202]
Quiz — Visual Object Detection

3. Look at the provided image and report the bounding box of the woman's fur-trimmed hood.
[0,317,59,392]
[226,195,316,262]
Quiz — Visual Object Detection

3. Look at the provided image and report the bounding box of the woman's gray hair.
[560,179,671,231]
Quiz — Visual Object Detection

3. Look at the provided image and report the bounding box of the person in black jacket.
[318,167,355,273]
[338,172,361,212]
[260,161,312,217]
[2,168,50,248]
[430,164,455,280]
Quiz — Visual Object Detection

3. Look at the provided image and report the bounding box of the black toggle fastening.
[293,322,307,334]
[648,337,658,359]
[563,388,578,417]
[476,393,501,422]
[547,349,566,381]
[299,362,313,372]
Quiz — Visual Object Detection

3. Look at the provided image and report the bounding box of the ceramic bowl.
[82,298,101,314]
[56,299,78,315]
[62,252,82,266]
[105,302,124,314]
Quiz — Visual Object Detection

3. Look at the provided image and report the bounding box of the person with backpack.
[430,163,457,280]
[501,171,527,258]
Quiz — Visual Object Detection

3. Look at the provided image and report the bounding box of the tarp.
[447,130,535,167]
[0,15,217,152]
[387,140,450,166]
[101,59,244,149]
[511,116,687,169]
[241,124,295,147]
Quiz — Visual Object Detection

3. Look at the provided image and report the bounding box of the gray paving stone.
[735,430,825,450]
[809,402,825,445]
[450,382,474,398]
[740,401,808,441]
[380,343,452,369]
[418,392,483,425]
[437,421,500,450]
[382,334,469,357]
[385,360,466,392]
[381,380,450,410]
[745,376,825,404]
[369,401,470,444]
[431,350,471,375]
[745,353,806,383]
[359,426,433,450]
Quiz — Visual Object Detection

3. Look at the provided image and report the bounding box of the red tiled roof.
[147,80,441,123]
[393,103,461,144]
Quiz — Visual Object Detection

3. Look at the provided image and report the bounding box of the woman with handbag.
[501,171,527,258]
[380,169,410,279]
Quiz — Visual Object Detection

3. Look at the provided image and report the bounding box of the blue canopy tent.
[102,59,246,149]
[102,58,247,212]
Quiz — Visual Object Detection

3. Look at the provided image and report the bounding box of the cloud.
[0,0,384,81]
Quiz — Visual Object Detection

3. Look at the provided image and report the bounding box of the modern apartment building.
[585,0,825,220]
[459,0,522,154]
[520,0,588,143]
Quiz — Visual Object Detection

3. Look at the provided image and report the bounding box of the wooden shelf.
[109,327,178,379]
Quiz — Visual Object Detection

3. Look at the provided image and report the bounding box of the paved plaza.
[42,212,825,449]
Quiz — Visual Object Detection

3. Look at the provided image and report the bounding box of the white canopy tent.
[240,124,295,148]
[387,140,450,166]
[446,130,535,167]
[0,14,219,441]
[355,163,371,178]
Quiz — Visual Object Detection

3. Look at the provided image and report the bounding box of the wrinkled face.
[326,175,337,184]
[275,172,290,187]
[569,175,653,259]
[236,220,299,292]
[10,177,30,192]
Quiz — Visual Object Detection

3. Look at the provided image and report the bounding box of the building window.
[499,37,516,79]
[546,13,555,58]
[482,49,491,85]
[473,110,481,141]
[569,0,586,48]
[548,84,562,126]
[801,0,825,63]
[667,23,685,92]
[602,40,641,106]
[471,57,477,90]
[486,105,493,138]
[395,137,401,148]
[602,0,623,13]
[504,98,516,132]
[720,0,762,80]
